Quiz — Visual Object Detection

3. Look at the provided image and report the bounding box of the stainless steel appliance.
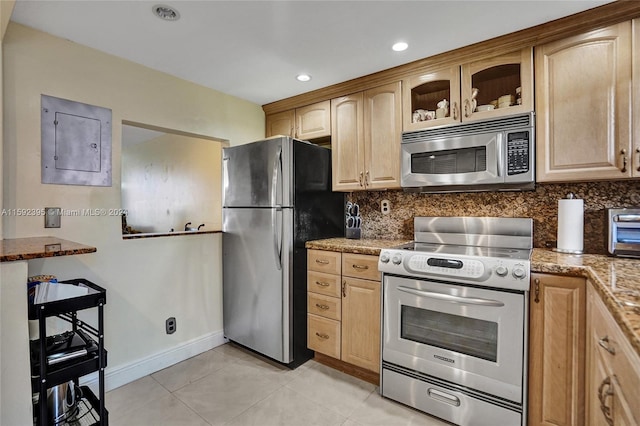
[401,113,534,193]
[379,217,533,425]
[607,207,640,258]
[222,136,344,367]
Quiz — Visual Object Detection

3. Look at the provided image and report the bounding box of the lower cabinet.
[586,282,640,426]
[307,249,381,376]
[528,273,586,426]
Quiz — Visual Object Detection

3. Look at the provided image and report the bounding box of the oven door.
[383,274,525,403]
[401,132,502,188]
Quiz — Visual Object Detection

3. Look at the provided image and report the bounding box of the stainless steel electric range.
[378,216,533,426]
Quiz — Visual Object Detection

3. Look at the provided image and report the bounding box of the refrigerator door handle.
[222,156,229,206]
[272,206,283,270]
[272,145,282,207]
[271,145,283,270]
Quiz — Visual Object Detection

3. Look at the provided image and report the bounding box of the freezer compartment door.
[223,207,293,363]
[222,137,292,208]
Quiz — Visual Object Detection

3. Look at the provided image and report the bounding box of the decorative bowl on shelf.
[476,105,495,112]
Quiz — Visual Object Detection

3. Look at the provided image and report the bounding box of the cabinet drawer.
[307,271,341,297]
[308,314,341,358]
[308,249,341,274]
[342,253,380,281]
[308,293,341,321]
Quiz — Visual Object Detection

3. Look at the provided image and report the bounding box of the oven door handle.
[397,286,505,307]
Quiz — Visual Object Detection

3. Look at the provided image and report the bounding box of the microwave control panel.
[506,131,530,175]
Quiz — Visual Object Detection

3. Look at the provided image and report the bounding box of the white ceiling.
[10,0,613,106]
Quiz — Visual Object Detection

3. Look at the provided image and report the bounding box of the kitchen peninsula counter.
[0,236,96,262]
[306,238,640,358]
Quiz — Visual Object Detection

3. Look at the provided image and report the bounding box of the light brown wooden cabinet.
[306,249,381,374]
[402,48,533,132]
[331,81,402,192]
[265,100,331,140]
[528,273,586,426]
[536,21,636,182]
[586,283,640,426]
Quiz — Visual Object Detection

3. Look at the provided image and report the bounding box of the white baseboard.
[81,330,227,393]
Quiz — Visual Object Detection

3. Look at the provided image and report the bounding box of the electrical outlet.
[381,199,391,215]
[166,317,177,334]
[44,207,61,228]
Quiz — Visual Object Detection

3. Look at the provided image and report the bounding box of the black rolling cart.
[29,279,108,425]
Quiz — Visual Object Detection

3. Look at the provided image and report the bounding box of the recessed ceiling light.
[153,4,180,21]
[392,42,408,52]
[296,74,312,82]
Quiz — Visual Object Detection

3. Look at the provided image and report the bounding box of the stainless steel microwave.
[401,113,535,192]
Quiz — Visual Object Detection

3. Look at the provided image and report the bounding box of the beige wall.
[122,133,223,233]
[0,0,15,39]
[2,22,264,391]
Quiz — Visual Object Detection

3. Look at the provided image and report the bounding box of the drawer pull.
[352,264,369,270]
[315,281,330,287]
[315,259,330,265]
[315,332,329,340]
[598,336,616,355]
[315,303,330,310]
[597,376,614,426]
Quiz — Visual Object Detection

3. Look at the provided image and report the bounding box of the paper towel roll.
[557,198,584,253]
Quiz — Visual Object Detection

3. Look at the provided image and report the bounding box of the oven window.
[401,305,498,362]
[411,146,487,174]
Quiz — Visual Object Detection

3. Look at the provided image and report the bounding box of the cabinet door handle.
[315,280,330,287]
[636,147,640,172]
[315,332,329,340]
[597,376,614,426]
[359,171,364,187]
[365,170,370,186]
[464,99,471,118]
[621,149,628,173]
[534,278,540,303]
[352,264,369,271]
[598,335,616,355]
[315,303,330,310]
[315,259,329,265]
[342,281,346,297]
[452,102,459,120]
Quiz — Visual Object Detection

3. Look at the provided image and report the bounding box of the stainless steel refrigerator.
[222,136,344,367]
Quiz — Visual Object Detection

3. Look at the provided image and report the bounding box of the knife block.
[346,228,361,239]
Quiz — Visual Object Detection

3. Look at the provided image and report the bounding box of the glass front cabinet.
[403,47,533,132]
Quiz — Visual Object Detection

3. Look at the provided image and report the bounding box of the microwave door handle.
[496,133,504,177]
[397,286,505,307]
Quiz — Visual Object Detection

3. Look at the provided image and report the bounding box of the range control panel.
[378,249,530,291]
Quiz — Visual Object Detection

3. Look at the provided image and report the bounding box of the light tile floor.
[105,343,450,426]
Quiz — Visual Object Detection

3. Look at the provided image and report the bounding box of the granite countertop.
[0,237,96,262]
[306,238,640,358]
[306,238,411,256]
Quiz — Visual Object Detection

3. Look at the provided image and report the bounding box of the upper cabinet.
[536,22,635,182]
[331,82,402,192]
[265,100,331,140]
[403,48,533,132]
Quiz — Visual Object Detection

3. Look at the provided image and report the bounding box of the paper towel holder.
[552,192,584,255]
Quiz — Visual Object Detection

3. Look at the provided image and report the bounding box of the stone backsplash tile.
[348,181,640,254]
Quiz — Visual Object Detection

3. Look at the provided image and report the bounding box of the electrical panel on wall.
[41,94,112,186]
